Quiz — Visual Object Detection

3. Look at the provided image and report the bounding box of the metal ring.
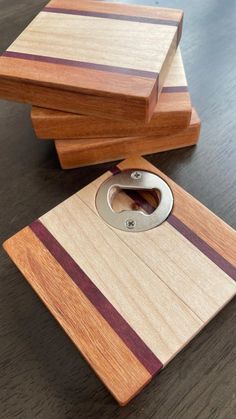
[95,170,174,232]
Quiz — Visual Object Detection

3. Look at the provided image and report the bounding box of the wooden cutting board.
[31,48,191,139]
[3,157,236,405]
[54,108,200,169]
[0,0,183,122]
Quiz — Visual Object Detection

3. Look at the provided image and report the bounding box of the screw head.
[125,219,136,230]
[131,171,142,180]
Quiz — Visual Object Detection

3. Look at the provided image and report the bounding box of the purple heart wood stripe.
[110,166,236,282]
[2,51,158,79]
[43,7,180,26]
[123,189,158,214]
[162,86,188,93]
[30,219,163,377]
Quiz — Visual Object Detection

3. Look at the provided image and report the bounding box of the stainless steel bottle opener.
[95,169,174,232]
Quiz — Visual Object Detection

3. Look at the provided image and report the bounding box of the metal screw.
[131,171,142,180]
[125,219,136,229]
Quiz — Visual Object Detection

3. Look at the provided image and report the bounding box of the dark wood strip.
[124,190,157,214]
[2,51,158,79]
[43,7,179,26]
[168,214,236,281]
[110,166,236,281]
[30,219,163,376]
[162,86,188,93]
[110,166,122,175]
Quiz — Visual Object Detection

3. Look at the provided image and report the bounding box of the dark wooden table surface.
[0,1,235,418]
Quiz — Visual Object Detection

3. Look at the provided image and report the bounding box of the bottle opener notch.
[95,170,174,232]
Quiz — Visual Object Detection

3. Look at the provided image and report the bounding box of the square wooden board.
[0,0,183,122]
[54,108,200,168]
[31,48,191,139]
[3,157,236,405]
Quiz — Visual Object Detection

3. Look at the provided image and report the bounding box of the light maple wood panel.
[8,13,175,73]
[31,49,192,140]
[165,48,187,86]
[3,157,235,405]
[54,108,200,169]
[40,195,202,365]
[0,0,183,122]
[78,169,236,323]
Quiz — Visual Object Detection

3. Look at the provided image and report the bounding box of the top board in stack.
[3,157,236,405]
[31,48,192,140]
[0,0,183,122]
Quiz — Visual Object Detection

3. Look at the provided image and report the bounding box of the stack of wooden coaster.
[0,0,200,168]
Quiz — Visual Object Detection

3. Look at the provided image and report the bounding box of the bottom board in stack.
[54,109,200,169]
[31,49,191,140]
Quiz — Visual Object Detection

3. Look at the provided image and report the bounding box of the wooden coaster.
[54,108,200,169]
[0,0,183,122]
[3,157,236,405]
[31,48,191,139]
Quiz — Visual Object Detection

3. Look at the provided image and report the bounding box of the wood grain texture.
[79,161,236,320]
[54,108,200,169]
[1,0,236,417]
[3,157,235,404]
[31,49,192,140]
[39,195,202,365]
[3,226,153,406]
[117,157,236,268]
[0,0,183,122]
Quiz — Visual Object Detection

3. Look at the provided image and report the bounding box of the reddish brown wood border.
[2,51,158,79]
[43,7,180,26]
[30,219,163,376]
[110,167,236,281]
